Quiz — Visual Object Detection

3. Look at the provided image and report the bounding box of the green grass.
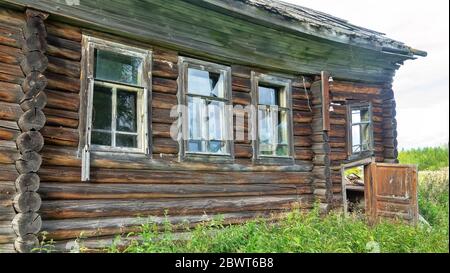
[399,145,449,171]
[105,169,448,253]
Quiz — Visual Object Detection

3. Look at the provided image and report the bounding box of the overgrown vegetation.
[105,168,448,253]
[399,145,449,171]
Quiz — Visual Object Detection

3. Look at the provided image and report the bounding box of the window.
[179,57,232,160]
[83,37,151,154]
[348,103,373,156]
[252,73,293,161]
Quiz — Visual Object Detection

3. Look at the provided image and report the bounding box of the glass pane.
[116,134,138,148]
[258,106,274,145]
[91,131,111,146]
[207,100,225,141]
[361,123,371,151]
[361,108,370,122]
[188,140,203,153]
[259,144,273,156]
[352,109,361,124]
[277,110,289,145]
[116,89,138,133]
[92,84,112,130]
[276,145,289,156]
[352,124,361,148]
[95,49,142,85]
[208,140,226,154]
[187,96,206,141]
[188,68,224,98]
[258,86,277,105]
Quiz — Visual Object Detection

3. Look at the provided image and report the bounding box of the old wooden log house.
[0,0,426,252]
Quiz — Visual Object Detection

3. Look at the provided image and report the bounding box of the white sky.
[282,0,449,149]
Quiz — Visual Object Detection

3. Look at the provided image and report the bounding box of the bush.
[398,146,449,171]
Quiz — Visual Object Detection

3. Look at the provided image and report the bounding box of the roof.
[196,0,427,58]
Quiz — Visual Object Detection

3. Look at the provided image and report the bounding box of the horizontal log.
[152,107,176,124]
[18,108,46,132]
[39,165,313,184]
[46,21,81,42]
[16,131,44,153]
[13,191,41,213]
[295,147,313,160]
[0,44,22,65]
[152,77,177,94]
[40,146,314,172]
[0,101,22,121]
[0,164,19,182]
[232,76,251,92]
[42,211,281,241]
[152,92,177,110]
[153,137,178,154]
[152,122,171,138]
[16,151,42,174]
[41,126,79,147]
[0,71,23,85]
[0,62,23,78]
[45,89,79,112]
[46,43,81,61]
[47,55,80,78]
[153,48,178,63]
[293,111,313,123]
[0,24,23,48]
[43,108,79,128]
[40,195,314,220]
[235,143,252,158]
[0,125,20,141]
[44,72,80,93]
[39,182,312,200]
[294,136,312,147]
[153,59,178,79]
[0,82,23,103]
[46,34,81,53]
[330,81,382,94]
[294,123,312,136]
[0,9,25,28]
[0,181,15,201]
[232,91,251,105]
[15,173,40,193]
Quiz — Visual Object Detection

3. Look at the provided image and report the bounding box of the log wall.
[0,7,399,252]
[0,8,25,253]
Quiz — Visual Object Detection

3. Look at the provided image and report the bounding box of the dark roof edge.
[187,0,427,58]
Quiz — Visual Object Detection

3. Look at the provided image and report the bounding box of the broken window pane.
[188,68,224,98]
[95,49,142,85]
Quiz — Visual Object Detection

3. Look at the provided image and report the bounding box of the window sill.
[181,153,235,164]
[347,150,374,162]
[253,156,295,166]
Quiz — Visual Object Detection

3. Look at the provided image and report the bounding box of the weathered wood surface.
[2,0,409,83]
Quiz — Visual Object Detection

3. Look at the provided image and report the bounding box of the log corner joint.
[12,8,49,253]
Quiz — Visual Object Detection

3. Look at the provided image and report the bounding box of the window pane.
[259,144,273,156]
[258,86,277,105]
[258,106,274,145]
[276,145,289,156]
[352,109,361,123]
[361,123,371,151]
[277,110,289,145]
[116,133,138,148]
[188,68,224,98]
[361,108,370,122]
[207,100,225,141]
[187,96,206,141]
[95,49,142,85]
[188,140,203,153]
[91,131,111,146]
[92,84,112,130]
[116,89,137,133]
[352,124,361,149]
[208,140,226,154]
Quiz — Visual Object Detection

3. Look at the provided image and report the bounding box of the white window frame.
[178,57,233,161]
[252,72,294,162]
[80,35,151,180]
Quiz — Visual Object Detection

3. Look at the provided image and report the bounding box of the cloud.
[283,0,449,149]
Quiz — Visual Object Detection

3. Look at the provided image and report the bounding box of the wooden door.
[365,163,418,224]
